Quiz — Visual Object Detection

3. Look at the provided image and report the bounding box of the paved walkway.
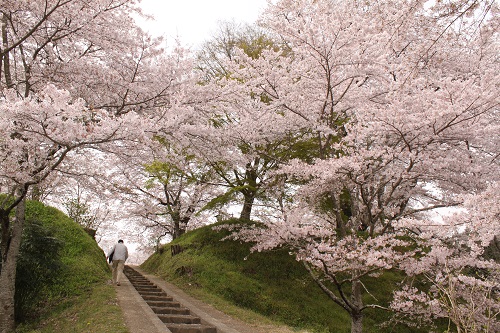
[114,268,169,333]
[115,266,297,333]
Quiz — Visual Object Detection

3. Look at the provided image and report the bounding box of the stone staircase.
[124,266,217,333]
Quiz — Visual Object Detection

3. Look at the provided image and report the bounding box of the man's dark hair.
[118,239,124,243]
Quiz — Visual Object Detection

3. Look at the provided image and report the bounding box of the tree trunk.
[350,276,364,333]
[239,192,255,221]
[171,212,187,240]
[172,212,181,240]
[2,13,13,88]
[239,160,258,221]
[328,191,348,238]
[29,185,43,202]
[0,199,26,333]
[351,312,363,333]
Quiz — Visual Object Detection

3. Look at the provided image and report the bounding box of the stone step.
[151,306,191,315]
[125,273,148,278]
[128,277,152,282]
[129,282,156,288]
[134,285,161,290]
[130,282,156,287]
[142,294,174,302]
[165,324,217,333]
[158,314,201,324]
[136,289,163,294]
[140,294,170,300]
[138,290,168,296]
[127,274,147,278]
[146,300,182,308]
[128,277,153,282]
[124,266,217,333]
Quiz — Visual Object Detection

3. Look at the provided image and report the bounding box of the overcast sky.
[138,0,269,49]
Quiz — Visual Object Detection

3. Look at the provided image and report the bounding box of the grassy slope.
[141,220,427,333]
[14,201,128,333]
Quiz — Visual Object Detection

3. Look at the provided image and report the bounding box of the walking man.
[107,239,128,286]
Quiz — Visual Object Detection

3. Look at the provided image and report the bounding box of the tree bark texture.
[1,13,13,88]
[350,276,364,333]
[0,199,25,333]
[239,161,258,221]
[239,192,255,220]
[172,214,186,240]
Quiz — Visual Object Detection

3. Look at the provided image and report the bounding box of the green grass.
[141,220,429,333]
[12,200,128,333]
[15,284,127,333]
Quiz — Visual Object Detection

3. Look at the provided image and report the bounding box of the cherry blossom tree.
[0,0,177,331]
[1,0,170,113]
[106,139,218,241]
[0,0,173,208]
[392,184,500,332]
[220,0,499,332]
[0,85,147,332]
[189,23,301,221]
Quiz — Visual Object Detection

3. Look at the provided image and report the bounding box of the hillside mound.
[13,200,126,333]
[141,220,426,333]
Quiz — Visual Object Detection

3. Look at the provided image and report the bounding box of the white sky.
[138,0,269,49]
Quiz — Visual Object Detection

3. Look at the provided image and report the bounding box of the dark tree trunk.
[0,199,26,333]
[239,192,255,221]
[172,212,187,240]
[238,160,259,221]
[2,13,13,88]
[172,213,182,240]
